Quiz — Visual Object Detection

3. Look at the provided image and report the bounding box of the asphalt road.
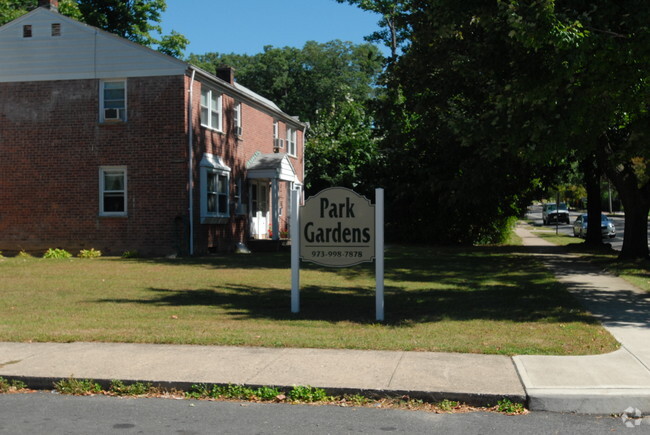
[526,205,650,252]
[0,393,639,435]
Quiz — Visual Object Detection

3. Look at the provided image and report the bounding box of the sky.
[160,0,385,57]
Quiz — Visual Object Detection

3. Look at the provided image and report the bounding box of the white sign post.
[291,187,385,321]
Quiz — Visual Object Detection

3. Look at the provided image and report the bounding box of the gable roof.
[0,7,187,82]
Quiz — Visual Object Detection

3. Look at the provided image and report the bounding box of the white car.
[542,203,570,225]
[572,214,616,238]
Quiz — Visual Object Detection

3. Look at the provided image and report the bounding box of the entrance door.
[250,181,269,239]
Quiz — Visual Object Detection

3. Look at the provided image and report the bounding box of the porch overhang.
[246,152,297,182]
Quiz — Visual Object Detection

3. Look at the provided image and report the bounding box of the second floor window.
[234,102,242,136]
[100,80,126,122]
[286,127,297,156]
[200,87,222,131]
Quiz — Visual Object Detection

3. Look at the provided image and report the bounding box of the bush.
[17,250,33,258]
[122,250,140,258]
[43,248,72,259]
[78,248,102,259]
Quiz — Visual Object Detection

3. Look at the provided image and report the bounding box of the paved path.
[1,225,649,414]
[513,224,650,414]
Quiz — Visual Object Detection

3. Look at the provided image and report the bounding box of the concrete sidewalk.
[1,225,649,414]
[0,342,525,406]
[513,224,650,414]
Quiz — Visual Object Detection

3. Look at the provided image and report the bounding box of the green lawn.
[0,245,618,355]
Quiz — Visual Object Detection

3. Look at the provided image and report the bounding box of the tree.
[305,99,378,196]
[0,0,188,57]
[189,40,384,124]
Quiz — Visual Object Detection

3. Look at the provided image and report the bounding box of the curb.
[6,375,527,408]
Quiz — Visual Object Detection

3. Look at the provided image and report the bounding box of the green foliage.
[54,377,102,395]
[287,385,329,403]
[496,398,526,414]
[109,380,153,396]
[186,384,282,401]
[17,250,33,258]
[0,376,26,393]
[121,250,140,258]
[437,399,460,412]
[188,40,383,124]
[43,248,72,259]
[78,248,102,259]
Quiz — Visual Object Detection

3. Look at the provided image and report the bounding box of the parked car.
[542,202,570,225]
[572,214,616,238]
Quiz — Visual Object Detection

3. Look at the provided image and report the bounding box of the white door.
[250,181,269,239]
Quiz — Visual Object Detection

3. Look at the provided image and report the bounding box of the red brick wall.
[187,76,305,254]
[0,74,305,256]
[0,75,188,256]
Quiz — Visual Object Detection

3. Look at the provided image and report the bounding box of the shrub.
[17,250,33,258]
[43,248,72,259]
[122,250,140,258]
[78,248,102,259]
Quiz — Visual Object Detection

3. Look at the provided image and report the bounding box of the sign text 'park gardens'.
[291,187,385,320]
[300,188,375,267]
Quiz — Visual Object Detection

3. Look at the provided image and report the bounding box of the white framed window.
[99,166,127,216]
[200,86,222,131]
[286,127,297,156]
[200,154,231,223]
[273,120,279,139]
[100,80,127,122]
[234,102,242,137]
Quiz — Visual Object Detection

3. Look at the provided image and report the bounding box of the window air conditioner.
[104,108,120,120]
[274,138,284,149]
[235,126,243,136]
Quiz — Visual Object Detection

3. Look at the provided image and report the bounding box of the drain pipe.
[188,69,196,256]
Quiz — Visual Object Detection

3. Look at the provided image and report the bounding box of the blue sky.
[160,0,385,56]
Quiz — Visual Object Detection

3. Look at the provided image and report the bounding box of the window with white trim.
[234,102,242,137]
[200,86,222,131]
[200,154,231,223]
[99,166,127,216]
[100,80,126,122]
[286,127,297,156]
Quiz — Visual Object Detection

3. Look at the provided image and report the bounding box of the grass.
[0,244,618,355]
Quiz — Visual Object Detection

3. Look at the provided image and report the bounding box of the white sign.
[291,187,385,321]
[299,187,375,267]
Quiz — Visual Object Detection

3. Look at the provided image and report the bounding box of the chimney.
[216,66,235,85]
[38,0,59,11]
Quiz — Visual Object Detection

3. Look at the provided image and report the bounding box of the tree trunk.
[613,173,650,260]
[582,155,603,246]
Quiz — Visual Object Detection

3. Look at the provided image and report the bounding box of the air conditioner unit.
[274,138,284,149]
[235,126,243,136]
[104,108,120,121]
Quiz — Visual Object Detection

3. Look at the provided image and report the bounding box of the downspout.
[188,69,196,256]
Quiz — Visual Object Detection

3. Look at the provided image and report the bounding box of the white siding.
[0,8,186,83]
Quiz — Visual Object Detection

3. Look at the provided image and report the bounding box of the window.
[200,87,222,131]
[286,127,297,156]
[99,167,127,216]
[23,25,32,38]
[100,80,126,122]
[51,23,61,37]
[273,121,279,139]
[233,102,242,136]
[200,154,231,223]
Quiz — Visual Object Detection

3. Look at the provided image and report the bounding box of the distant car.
[542,202,570,225]
[572,214,616,238]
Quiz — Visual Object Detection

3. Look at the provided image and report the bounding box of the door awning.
[246,152,297,182]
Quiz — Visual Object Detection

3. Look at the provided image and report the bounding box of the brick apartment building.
[0,0,306,256]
